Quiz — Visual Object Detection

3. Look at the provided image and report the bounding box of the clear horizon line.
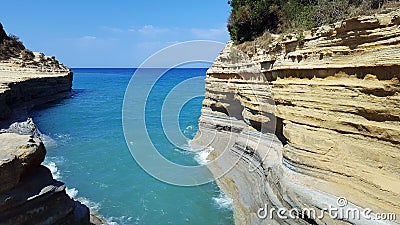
[70,67,211,69]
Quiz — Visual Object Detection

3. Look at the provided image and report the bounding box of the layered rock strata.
[0,66,73,127]
[0,70,94,224]
[193,9,400,225]
[0,132,90,225]
[0,24,93,224]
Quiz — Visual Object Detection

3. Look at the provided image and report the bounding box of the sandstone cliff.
[0,24,93,224]
[0,55,73,127]
[0,132,90,225]
[0,22,72,126]
[193,9,400,225]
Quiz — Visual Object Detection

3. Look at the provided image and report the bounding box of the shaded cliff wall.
[0,22,92,224]
[0,70,95,225]
[0,70,73,126]
[0,22,73,126]
[0,69,92,225]
[193,9,400,225]
[0,133,90,225]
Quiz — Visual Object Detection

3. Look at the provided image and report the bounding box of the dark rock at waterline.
[0,130,91,225]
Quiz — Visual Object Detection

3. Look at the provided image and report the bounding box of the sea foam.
[213,192,233,210]
[43,159,112,223]
[193,146,214,165]
[43,161,61,180]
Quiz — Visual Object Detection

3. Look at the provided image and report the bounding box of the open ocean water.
[31,68,234,225]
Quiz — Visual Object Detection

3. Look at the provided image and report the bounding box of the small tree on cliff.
[20,49,35,61]
[227,0,279,44]
[0,35,25,60]
[227,0,399,43]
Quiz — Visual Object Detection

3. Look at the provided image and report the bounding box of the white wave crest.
[104,216,133,225]
[66,187,79,199]
[194,147,214,165]
[43,159,104,222]
[78,196,101,213]
[213,192,233,210]
[43,161,61,180]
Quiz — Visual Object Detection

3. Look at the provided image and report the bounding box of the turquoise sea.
[31,68,234,225]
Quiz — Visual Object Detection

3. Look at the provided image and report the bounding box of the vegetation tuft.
[228,0,400,43]
[0,23,27,61]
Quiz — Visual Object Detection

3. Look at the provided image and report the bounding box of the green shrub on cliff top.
[20,49,35,61]
[228,0,399,43]
[227,0,279,43]
[0,35,26,60]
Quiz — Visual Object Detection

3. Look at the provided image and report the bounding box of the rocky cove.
[0,6,399,225]
[192,9,400,225]
[0,44,96,223]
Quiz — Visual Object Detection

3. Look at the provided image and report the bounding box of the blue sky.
[1,1,231,67]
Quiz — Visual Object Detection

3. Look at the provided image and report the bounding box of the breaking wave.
[43,157,128,225]
[213,192,233,210]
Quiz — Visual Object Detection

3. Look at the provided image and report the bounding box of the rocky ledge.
[0,132,90,225]
[193,9,400,225]
[0,65,73,127]
[0,24,96,224]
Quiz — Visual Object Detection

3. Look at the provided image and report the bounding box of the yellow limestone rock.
[193,8,400,225]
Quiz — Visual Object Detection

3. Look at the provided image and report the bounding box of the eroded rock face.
[0,26,91,224]
[0,133,90,225]
[193,9,400,225]
[0,25,73,126]
[0,69,73,126]
[0,133,45,193]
